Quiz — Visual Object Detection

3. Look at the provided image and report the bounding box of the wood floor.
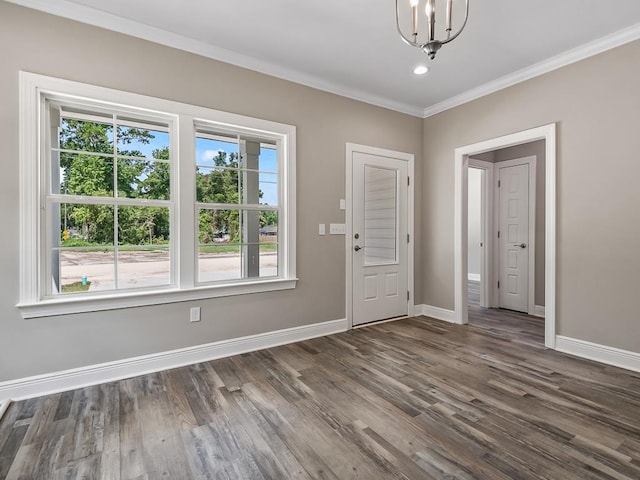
[2,300,640,478]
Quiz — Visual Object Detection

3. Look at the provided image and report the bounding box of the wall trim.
[416,304,456,323]
[533,305,545,318]
[0,318,348,403]
[423,22,640,118]
[467,273,480,282]
[555,336,640,373]
[0,401,10,423]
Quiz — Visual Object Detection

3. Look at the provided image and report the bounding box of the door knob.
[354,245,362,252]
[514,243,527,248]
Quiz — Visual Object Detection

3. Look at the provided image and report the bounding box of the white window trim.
[17,72,297,319]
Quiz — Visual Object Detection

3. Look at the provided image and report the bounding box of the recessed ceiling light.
[413,65,430,75]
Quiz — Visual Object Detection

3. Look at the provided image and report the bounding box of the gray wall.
[0,3,423,381]
[422,40,640,352]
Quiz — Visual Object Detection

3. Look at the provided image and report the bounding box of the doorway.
[346,143,414,328]
[468,155,537,314]
[455,124,556,348]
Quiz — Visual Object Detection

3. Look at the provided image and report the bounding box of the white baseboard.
[416,304,456,323]
[0,400,10,422]
[533,305,545,318]
[468,273,481,282]
[555,335,640,373]
[0,318,348,403]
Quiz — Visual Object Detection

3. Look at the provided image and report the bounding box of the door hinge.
[498,180,501,188]
[407,176,410,186]
[407,291,410,301]
[407,233,410,243]
[497,281,500,289]
[497,230,500,238]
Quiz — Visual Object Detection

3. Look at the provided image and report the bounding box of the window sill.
[17,278,298,319]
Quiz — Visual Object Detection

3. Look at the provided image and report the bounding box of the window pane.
[259,146,278,173]
[58,203,115,245]
[57,247,115,294]
[364,166,398,265]
[117,159,170,200]
[198,209,241,244]
[238,172,278,206]
[259,173,278,206]
[117,206,171,289]
[196,167,240,204]
[59,118,114,154]
[259,211,278,242]
[54,202,115,294]
[197,209,278,283]
[57,153,114,197]
[259,243,278,278]
[117,246,170,289]
[117,206,170,245]
[195,135,239,168]
[198,245,242,282]
[117,125,170,161]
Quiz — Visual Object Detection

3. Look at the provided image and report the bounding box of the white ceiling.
[9,0,640,117]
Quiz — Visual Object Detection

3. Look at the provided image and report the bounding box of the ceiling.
[8,0,640,117]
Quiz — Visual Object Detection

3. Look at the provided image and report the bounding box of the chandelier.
[395,0,469,60]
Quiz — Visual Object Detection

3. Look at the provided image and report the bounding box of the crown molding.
[423,22,640,118]
[5,0,424,117]
[5,1,639,119]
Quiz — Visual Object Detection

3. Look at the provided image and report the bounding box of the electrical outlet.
[190,307,201,323]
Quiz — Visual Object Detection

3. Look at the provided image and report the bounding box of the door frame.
[468,159,494,308]
[346,143,415,329]
[493,156,537,315]
[454,123,556,348]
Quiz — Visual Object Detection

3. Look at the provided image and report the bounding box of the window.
[18,73,296,318]
[195,126,281,283]
[47,103,174,296]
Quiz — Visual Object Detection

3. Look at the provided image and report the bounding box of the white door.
[498,163,529,312]
[352,151,408,326]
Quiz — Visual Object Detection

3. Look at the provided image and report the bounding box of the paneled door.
[352,151,408,326]
[498,162,530,312]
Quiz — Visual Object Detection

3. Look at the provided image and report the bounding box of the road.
[59,250,277,291]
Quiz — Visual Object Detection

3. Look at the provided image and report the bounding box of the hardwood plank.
[1,296,640,479]
[0,424,28,479]
[118,378,145,480]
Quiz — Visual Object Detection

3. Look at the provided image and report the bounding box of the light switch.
[339,199,346,210]
[319,223,325,235]
[330,223,346,235]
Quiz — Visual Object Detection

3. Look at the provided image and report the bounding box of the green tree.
[196,151,241,243]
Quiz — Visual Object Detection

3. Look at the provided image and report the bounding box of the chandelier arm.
[440,0,469,45]
[395,0,421,47]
